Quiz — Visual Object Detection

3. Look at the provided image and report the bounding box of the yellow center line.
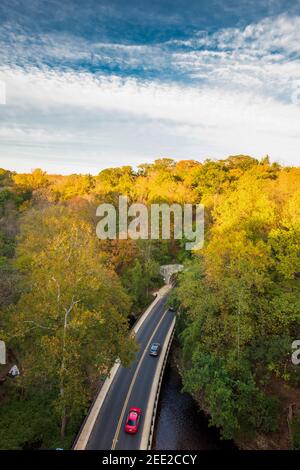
[111,308,170,450]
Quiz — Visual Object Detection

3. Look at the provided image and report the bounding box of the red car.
[124,407,142,434]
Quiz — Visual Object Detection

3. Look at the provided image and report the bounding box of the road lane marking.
[111,308,171,450]
[74,286,171,450]
[140,317,176,449]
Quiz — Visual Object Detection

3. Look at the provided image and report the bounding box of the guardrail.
[140,316,176,450]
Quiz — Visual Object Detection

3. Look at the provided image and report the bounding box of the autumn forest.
[0,155,299,449]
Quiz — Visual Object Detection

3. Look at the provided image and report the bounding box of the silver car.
[149,343,161,357]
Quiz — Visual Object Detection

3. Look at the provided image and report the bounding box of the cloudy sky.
[0,0,300,174]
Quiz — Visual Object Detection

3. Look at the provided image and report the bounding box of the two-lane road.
[85,292,175,450]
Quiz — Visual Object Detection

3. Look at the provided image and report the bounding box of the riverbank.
[169,343,300,450]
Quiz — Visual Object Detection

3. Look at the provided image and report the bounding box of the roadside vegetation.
[174,159,300,448]
[0,156,299,449]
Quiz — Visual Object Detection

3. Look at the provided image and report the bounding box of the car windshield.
[127,414,137,426]
[127,419,136,426]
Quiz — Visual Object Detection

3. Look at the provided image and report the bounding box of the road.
[85,292,175,450]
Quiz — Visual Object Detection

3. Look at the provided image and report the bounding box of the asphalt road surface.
[86,292,175,450]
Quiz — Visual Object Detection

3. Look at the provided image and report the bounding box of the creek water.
[152,356,236,450]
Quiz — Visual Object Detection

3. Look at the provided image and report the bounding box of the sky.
[0,0,300,174]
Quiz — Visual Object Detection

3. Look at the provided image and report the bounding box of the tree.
[95,166,134,197]
[51,174,95,200]
[4,205,136,438]
[175,162,300,444]
[13,169,49,191]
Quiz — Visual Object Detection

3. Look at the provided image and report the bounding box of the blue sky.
[0,0,300,173]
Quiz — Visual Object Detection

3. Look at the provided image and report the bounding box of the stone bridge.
[160,264,184,284]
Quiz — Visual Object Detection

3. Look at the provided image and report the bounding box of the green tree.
[3,205,136,438]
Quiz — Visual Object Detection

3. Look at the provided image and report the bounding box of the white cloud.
[0,14,300,172]
[171,14,300,101]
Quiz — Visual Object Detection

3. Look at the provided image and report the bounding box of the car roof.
[129,411,138,419]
